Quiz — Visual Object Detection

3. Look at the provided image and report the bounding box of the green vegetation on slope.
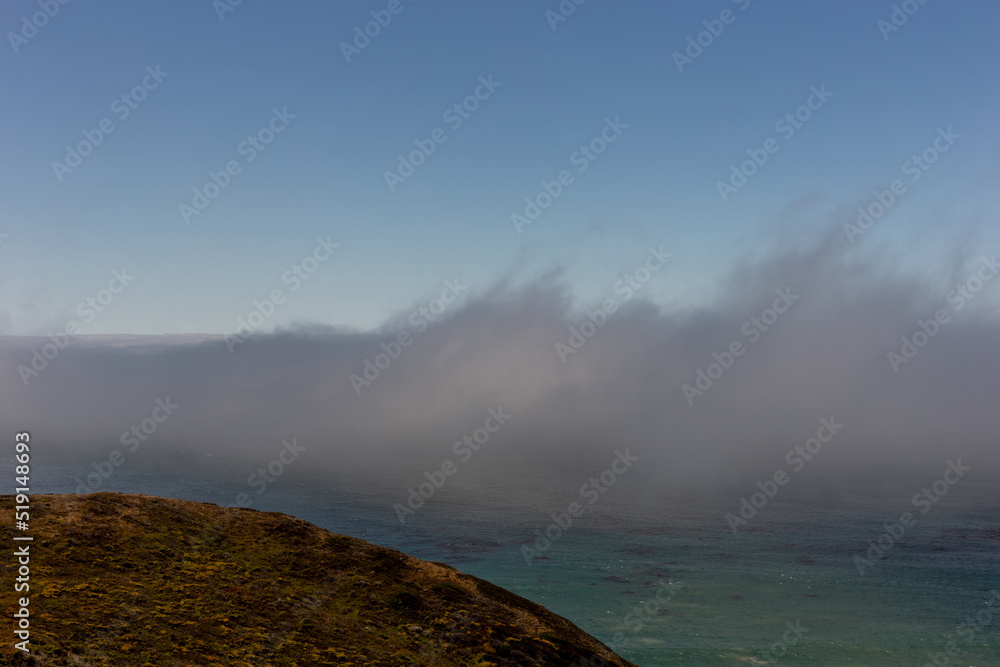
[2,493,635,666]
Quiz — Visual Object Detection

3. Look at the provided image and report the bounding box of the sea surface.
[21,452,1000,666]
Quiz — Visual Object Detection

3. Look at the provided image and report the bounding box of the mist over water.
[4,227,999,493]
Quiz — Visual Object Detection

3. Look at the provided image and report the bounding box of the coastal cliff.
[2,493,635,666]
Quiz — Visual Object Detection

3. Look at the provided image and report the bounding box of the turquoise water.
[28,455,1000,666]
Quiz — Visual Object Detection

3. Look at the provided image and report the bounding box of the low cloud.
[3,224,998,493]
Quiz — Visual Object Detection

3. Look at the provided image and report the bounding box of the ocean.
[28,452,1000,666]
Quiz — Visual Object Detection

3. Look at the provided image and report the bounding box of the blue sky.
[2,0,998,335]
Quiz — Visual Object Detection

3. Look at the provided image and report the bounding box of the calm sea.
[25,452,1000,666]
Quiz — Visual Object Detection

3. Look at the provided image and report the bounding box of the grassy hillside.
[2,493,635,666]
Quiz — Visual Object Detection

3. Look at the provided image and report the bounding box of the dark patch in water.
[436,538,503,559]
[642,566,674,579]
[625,526,673,536]
[619,543,658,556]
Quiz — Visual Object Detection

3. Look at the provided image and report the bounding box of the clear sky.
[2,0,998,335]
